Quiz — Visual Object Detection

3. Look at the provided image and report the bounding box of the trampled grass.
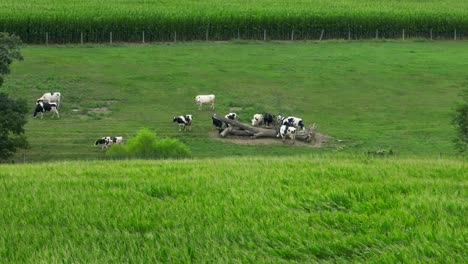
[1,0,468,42]
[0,156,466,262]
[2,41,466,162]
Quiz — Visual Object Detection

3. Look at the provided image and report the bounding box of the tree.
[0,33,28,161]
[453,88,468,153]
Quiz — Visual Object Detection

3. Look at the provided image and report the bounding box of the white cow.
[278,125,297,144]
[95,136,124,150]
[37,92,61,108]
[195,94,215,110]
[251,114,264,126]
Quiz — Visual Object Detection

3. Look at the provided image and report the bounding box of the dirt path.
[208,130,332,147]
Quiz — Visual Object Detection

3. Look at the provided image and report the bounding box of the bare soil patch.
[208,130,332,147]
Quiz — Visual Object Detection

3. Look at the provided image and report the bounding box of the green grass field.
[2,41,466,162]
[0,157,466,262]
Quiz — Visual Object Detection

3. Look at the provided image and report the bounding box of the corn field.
[1,0,468,43]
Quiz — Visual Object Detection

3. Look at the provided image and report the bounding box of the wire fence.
[4,27,466,44]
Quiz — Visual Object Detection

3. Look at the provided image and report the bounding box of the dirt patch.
[88,107,109,114]
[229,107,243,112]
[208,130,332,147]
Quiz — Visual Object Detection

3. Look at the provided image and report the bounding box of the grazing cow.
[278,124,297,144]
[251,114,264,126]
[37,92,61,108]
[224,112,237,127]
[212,114,223,132]
[95,136,124,150]
[281,116,305,130]
[195,94,215,110]
[263,113,275,127]
[33,101,59,119]
[173,115,193,131]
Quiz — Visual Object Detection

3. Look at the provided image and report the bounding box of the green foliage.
[452,88,468,153]
[106,128,190,159]
[0,157,466,262]
[0,33,27,161]
[1,1,468,42]
[366,146,396,157]
[0,93,29,161]
[0,33,23,86]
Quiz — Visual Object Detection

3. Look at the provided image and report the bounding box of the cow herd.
[32,91,125,151]
[185,94,307,144]
[32,92,304,151]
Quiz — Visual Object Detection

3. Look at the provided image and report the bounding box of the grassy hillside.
[2,41,466,162]
[0,157,466,262]
[1,0,468,42]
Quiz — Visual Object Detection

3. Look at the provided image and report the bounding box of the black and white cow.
[212,114,223,132]
[263,113,275,127]
[95,136,124,150]
[278,124,297,144]
[224,112,237,127]
[173,115,193,131]
[33,101,59,119]
[280,116,304,130]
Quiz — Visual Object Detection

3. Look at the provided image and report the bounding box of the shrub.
[452,88,468,153]
[106,128,191,159]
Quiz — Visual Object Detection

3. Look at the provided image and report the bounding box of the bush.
[366,146,396,157]
[106,128,191,159]
[453,88,468,153]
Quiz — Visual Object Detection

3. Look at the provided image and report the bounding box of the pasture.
[2,41,466,162]
[0,157,466,262]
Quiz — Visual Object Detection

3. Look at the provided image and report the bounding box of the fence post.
[402,29,405,40]
[46,32,49,45]
[206,23,209,41]
[174,31,177,42]
[348,26,351,40]
[81,32,83,45]
[319,29,324,41]
[375,29,379,39]
[263,29,266,41]
[110,32,112,44]
[430,28,433,40]
[142,31,145,44]
[237,28,240,40]
[291,30,294,41]
[454,29,457,40]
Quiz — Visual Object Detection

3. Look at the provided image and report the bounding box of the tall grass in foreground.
[0,156,466,262]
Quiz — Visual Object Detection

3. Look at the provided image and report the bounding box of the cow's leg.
[291,135,296,144]
[211,102,215,110]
